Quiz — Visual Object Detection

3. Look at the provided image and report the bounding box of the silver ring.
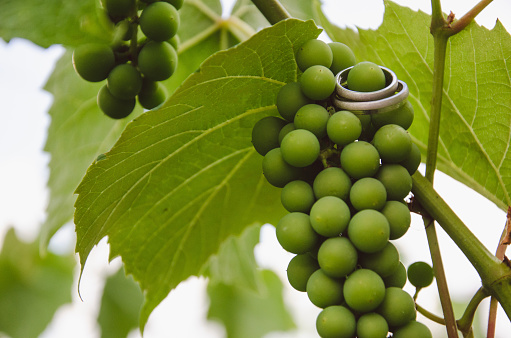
[335,66,399,101]
[333,80,409,112]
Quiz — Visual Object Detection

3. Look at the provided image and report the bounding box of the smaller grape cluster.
[72,0,183,119]
[252,38,434,338]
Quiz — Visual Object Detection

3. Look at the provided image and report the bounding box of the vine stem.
[250,0,290,25]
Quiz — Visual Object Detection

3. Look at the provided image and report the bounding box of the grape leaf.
[0,228,75,338]
[207,270,295,338]
[320,1,511,211]
[97,267,143,338]
[0,0,110,48]
[74,19,320,330]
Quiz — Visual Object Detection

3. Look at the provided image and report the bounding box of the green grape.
[262,148,302,188]
[407,261,434,289]
[347,61,386,92]
[306,269,344,308]
[72,43,115,82]
[377,287,416,328]
[164,0,184,10]
[107,63,142,99]
[375,164,412,200]
[359,242,400,278]
[380,200,411,240]
[251,116,287,156]
[97,85,136,119]
[287,253,319,292]
[340,141,381,179]
[348,210,389,253]
[101,0,136,19]
[392,321,433,338]
[300,65,336,100]
[294,104,330,138]
[168,34,180,50]
[276,212,319,254]
[349,177,387,211]
[280,129,320,167]
[326,110,362,146]
[138,79,167,110]
[399,142,421,175]
[356,112,376,141]
[295,39,333,72]
[310,196,351,237]
[278,123,295,144]
[328,42,356,75]
[281,180,315,213]
[140,2,179,42]
[276,82,312,122]
[371,100,414,130]
[372,124,412,163]
[382,261,407,288]
[356,312,389,338]
[317,237,358,278]
[316,306,356,338]
[343,269,386,313]
[138,41,178,81]
[313,167,352,202]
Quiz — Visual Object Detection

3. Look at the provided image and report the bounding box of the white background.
[1,0,511,337]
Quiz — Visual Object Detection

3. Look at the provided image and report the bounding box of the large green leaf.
[321,1,511,211]
[0,0,110,48]
[74,19,320,329]
[0,229,75,338]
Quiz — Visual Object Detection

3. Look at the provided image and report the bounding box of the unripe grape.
[373,124,412,163]
[317,237,358,278]
[138,79,167,110]
[356,312,389,338]
[300,65,336,100]
[347,61,386,92]
[407,261,434,289]
[377,287,416,328]
[380,200,411,240]
[287,253,319,292]
[327,110,362,146]
[328,42,356,75]
[382,261,407,288]
[392,321,432,338]
[349,177,387,211]
[102,0,136,19]
[295,39,333,72]
[281,180,315,213]
[278,123,295,144]
[280,129,320,167]
[251,116,287,156]
[359,242,400,278]
[168,34,180,50]
[140,2,180,41]
[306,269,344,308]
[72,43,115,82]
[97,85,136,119]
[375,164,412,200]
[313,167,352,202]
[262,148,302,188]
[138,41,178,81]
[310,196,351,237]
[343,269,386,313]
[340,141,381,179]
[399,142,421,175]
[276,82,312,121]
[371,100,414,130]
[107,63,143,99]
[141,0,183,9]
[348,210,389,253]
[294,104,329,138]
[316,306,356,338]
[276,212,319,254]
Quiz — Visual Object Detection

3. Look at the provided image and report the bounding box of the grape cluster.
[252,39,433,338]
[72,0,183,119]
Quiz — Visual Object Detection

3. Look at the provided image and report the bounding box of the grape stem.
[250,0,291,25]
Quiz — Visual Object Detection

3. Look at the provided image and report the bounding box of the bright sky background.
[1,0,511,337]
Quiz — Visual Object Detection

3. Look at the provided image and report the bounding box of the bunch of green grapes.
[252,38,433,338]
[72,0,183,119]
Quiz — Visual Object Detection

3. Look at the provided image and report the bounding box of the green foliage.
[0,229,75,338]
[320,0,511,211]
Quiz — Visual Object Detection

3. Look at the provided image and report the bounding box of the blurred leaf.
[97,267,143,338]
[320,1,511,211]
[74,19,320,330]
[0,0,110,48]
[0,229,75,338]
[207,270,295,338]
